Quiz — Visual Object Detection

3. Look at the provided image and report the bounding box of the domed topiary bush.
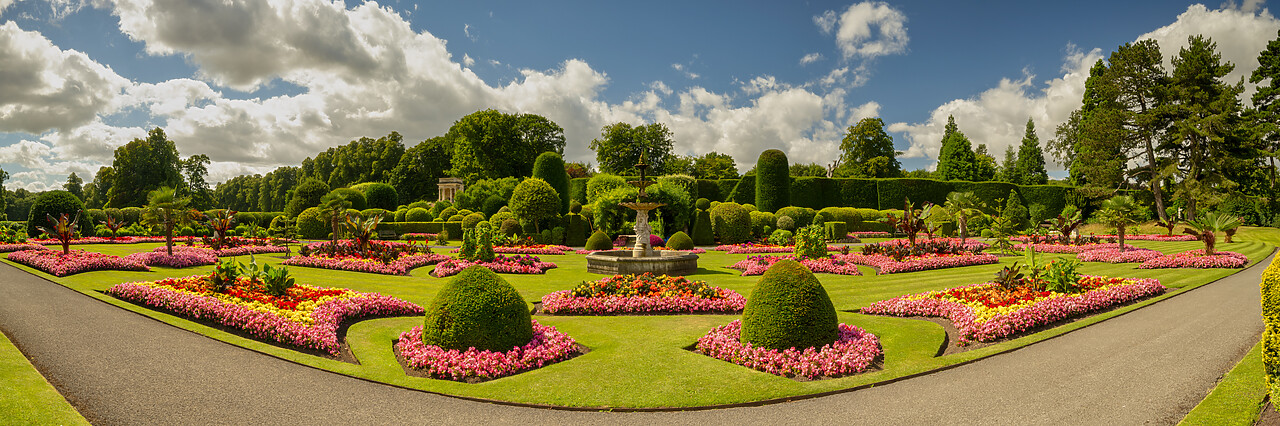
[322,188,367,211]
[439,207,459,220]
[755,149,790,213]
[285,178,329,217]
[709,202,751,245]
[462,212,486,228]
[776,215,796,231]
[695,198,711,211]
[481,195,507,218]
[532,152,571,214]
[394,209,407,222]
[666,231,694,250]
[27,190,87,237]
[421,266,533,352]
[740,260,839,351]
[775,206,816,229]
[500,218,522,237]
[447,214,466,222]
[585,230,613,251]
[361,182,399,211]
[296,207,328,239]
[405,207,432,222]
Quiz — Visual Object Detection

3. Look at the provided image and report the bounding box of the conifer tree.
[935,116,979,181]
[1015,118,1049,185]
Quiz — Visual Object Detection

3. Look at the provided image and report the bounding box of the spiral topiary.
[740,260,839,351]
[709,202,751,245]
[754,149,790,213]
[666,231,694,250]
[421,266,533,352]
[585,230,613,251]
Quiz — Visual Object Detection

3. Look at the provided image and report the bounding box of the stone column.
[632,209,652,258]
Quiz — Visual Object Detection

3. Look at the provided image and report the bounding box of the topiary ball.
[696,198,711,211]
[709,202,751,245]
[740,260,839,351]
[462,212,486,228]
[296,207,328,239]
[421,266,533,352]
[405,207,432,222]
[585,230,613,251]
[447,214,465,222]
[569,200,583,214]
[500,218,522,237]
[666,231,694,250]
[440,207,459,220]
[776,215,796,231]
[361,182,399,211]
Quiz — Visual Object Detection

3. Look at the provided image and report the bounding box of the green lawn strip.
[1179,340,1267,426]
[0,330,89,425]
[0,236,1271,408]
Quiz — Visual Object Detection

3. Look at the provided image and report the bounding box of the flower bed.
[862,276,1166,344]
[29,236,167,245]
[878,237,990,251]
[107,275,421,356]
[714,243,842,254]
[396,320,578,382]
[0,243,45,253]
[838,252,998,274]
[401,233,438,240]
[7,249,150,276]
[432,255,558,277]
[155,244,287,257]
[493,245,571,255]
[540,273,745,315]
[1012,242,1136,254]
[1138,250,1249,269]
[695,320,881,379]
[1097,234,1197,241]
[729,255,864,276]
[126,248,219,268]
[285,240,450,275]
[848,231,892,239]
[1075,247,1163,264]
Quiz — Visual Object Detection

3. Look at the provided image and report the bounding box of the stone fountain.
[585,154,699,276]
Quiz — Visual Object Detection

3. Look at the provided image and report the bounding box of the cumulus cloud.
[800,52,823,65]
[462,53,475,67]
[819,1,908,60]
[891,4,1279,171]
[0,21,130,134]
[0,0,16,16]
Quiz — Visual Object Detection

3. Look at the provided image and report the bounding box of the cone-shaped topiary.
[740,260,839,351]
[754,149,790,213]
[421,266,533,352]
[585,230,613,251]
[565,214,588,246]
[692,209,714,245]
[666,231,694,250]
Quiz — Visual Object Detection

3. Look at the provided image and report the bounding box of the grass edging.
[1179,340,1267,425]
[0,329,89,424]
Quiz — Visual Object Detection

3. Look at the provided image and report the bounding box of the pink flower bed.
[540,290,745,315]
[401,233,438,239]
[1138,250,1249,269]
[495,245,571,255]
[395,320,579,381]
[7,249,149,276]
[0,243,45,253]
[838,253,999,274]
[30,236,167,245]
[879,237,990,251]
[729,255,864,276]
[282,252,450,275]
[695,320,881,379]
[1075,247,1163,264]
[154,244,287,257]
[126,248,219,268]
[848,231,892,239]
[431,255,558,277]
[107,277,422,356]
[862,276,1165,344]
[1012,242,1136,254]
[714,243,842,254]
[1097,234,1197,241]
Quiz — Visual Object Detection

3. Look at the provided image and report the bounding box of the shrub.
[565,214,589,246]
[27,190,86,237]
[767,229,794,246]
[1001,190,1030,234]
[824,221,847,241]
[749,211,776,238]
[510,178,561,233]
[488,211,516,229]
[740,260,839,351]
[85,209,107,227]
[532,152,571,214]
[755,149,790,212]
[447,214,466,222]
[104,207,123,221]
[569,200,582,214]
[296,207,328,239]
[121,207,143,225]
[394,209,407,222]
[421,266,533,352]
[696,198,711,211]
[709,202,751,244]
[551,226,566,246]
[585,230,613,251]
[408,200,431,210]
[360,208,388,221]
[429,200,453,218]
[657,174,698,202]
[458,212,484,229]
[692,209,714,246]
[775,206,816,229]
[285,178,329,217]
[361,182,399,211]
[586,174,627,204]
[793,224,828,259]
[1262,256,1280,399]
[405,208,433,222]
[776,215,796,231]
[500,218,522,237]
[439,207,459,220]
[481,195,507,217]
[666,231,694,250]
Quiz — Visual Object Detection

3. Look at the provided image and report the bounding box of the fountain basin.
[585,250,700,276]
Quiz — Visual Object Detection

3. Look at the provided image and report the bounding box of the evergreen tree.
[935,116,979,181]
[1014,118,1049,185]
[1164,35,1244,219]
[64,172,83,201]
[973,144,997,182]
[1250,29,1280,222]
[999,145,1019,183]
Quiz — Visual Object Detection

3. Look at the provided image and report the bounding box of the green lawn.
[0,331,88,425]
[1,234,1273,410]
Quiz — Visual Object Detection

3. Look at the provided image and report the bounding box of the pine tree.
[1015,118,1049,185]
[999,145,1019,183]
[935,116,979,181]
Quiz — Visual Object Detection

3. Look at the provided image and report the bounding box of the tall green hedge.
[532,152,571,214]
[790,177,822,209]
[568,178,589,204]
[755,149,790,212]
[697,180,724,202]
[730,175,755,205]
[875,178,954,209]
[1263,257,1280,403]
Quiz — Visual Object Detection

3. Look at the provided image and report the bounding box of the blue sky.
[0,0,1276,191]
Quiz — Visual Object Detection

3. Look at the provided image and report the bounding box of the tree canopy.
[836,117,902,178]
[589,122,676,175]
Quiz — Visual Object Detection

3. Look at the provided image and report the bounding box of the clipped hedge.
[729,175,755,205]
[755,149,790,212]
[381,221,463,240]
[697,180,724,203]
[790,177,823,209]
[569,178,589,204]
[875,178,953,210]
[740,260,839,351]
[422,266,533,352]
[1263,256,1280,403]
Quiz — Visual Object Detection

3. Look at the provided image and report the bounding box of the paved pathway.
[0,253,1268,425]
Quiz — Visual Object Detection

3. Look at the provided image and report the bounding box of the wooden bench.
[377,229,398,240]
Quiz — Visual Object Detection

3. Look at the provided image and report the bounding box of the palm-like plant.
[100,216,127,239]
[897,198,926,247]
[143,186,193,256]
[944,191,984,244]
[38,211,81,255]
[203,209,236,249]
[345,212,383,255]
[323,197,352,243]
[1047,205,1084,245]
[1094,195,1147,252]
[1183,211,1242,255]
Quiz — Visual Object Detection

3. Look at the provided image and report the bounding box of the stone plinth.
[585,250,700,276]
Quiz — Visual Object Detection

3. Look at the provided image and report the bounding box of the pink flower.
[1138,250,1248,269]
[1076,247,1162,263]
[836,252,998,274]
[695,320,881,379]
[8,249,150,276]
[395,320,579,381]
[729,255,864,276]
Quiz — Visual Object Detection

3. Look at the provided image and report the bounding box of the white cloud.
[462,53,475,67]
[822,1,909,60]
[800,52,823,66]
[464,23,476,41]
[891,4,1279,171]
[648,81,672,96]
[0,0,17,16]
[0,21,130,134]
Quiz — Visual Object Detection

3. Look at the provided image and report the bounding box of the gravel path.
[0,252,1268,425]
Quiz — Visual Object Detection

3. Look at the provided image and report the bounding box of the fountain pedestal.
[584,154,699,276]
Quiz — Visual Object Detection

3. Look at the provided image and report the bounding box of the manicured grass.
[1,234,1272,409]
[0,331,88,425]
[1179,341,1267,425]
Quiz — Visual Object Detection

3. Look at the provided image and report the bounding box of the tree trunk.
[166,220,174,256]
[1117,225,1126,253]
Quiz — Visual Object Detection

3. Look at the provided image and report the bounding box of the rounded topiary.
[360,208,388,221]
[767,229,794,246]
[666,231,694,250]
[696,198,711,211]
[742,204,757,212]
[462,212,486,228]
[27,190,87,237]
[405,207,432,222]
[120,207,142,225]
[421,266,533,352]
[296,207,328,239]
[509,178,561,233]
[394,209,407,222]
[321,188,367,211]
[532,151,571,214]
[775,206,816,229]
[776,215,796,231]
[439,206,459,220]
[481,195,507,217]
[408,200,431,210]
[585,230,613,251]
[569,200,583,214]
[286,178,330,217]
[709,202,751,244]
[754,149,790,213]
[429,200,453,218]
[750,211,776,238]
[447,214,466,222]
[740,260,839,351]
[500,218,522,237]
[361,182,399,211]
[85,209,107,226]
